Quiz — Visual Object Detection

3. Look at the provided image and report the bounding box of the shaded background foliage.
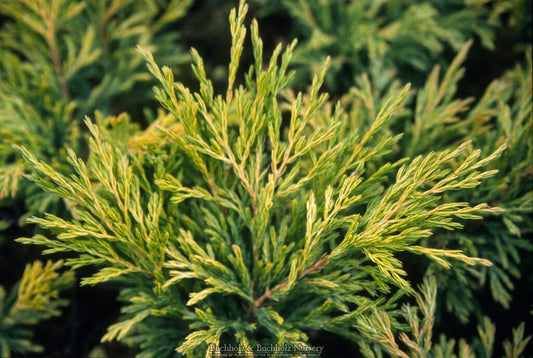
[0,0,531,357]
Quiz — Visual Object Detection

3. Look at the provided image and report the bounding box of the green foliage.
[0,0,193,224]
[0,0,530,356]
[256,0,494,91]
[335,37,533,323]
[12,1,531,356]
[0,0,194,355]
[0,260,74,357]
[251,0,531,93]
[358,277,532,358]
[419,49,533,321]
[0,0,193,114]
[399,44,533,321]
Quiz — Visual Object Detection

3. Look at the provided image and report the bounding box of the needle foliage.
[251,0,531,93]
[0,0,193,224]
[11,1,531,357]
[0,0,530,356]
[0,260,74,356]
[0,0,193,355]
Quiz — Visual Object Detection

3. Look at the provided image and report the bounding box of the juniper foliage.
[252,0,531,93]
[13,1,531,357]
[335,41,533,323]
[0,0,193,224]
[0,1,193,355]
[0,260,74,356]
[358,277,531,358]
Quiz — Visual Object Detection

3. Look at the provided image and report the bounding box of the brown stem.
[252,257,329,309]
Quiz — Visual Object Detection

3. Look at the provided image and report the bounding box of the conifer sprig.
[0,0,194,223]
[0,260,74,356]
[261,0,500,92]
[12,1,524,356]
[358,277,531,358]
[334,38,532,323]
